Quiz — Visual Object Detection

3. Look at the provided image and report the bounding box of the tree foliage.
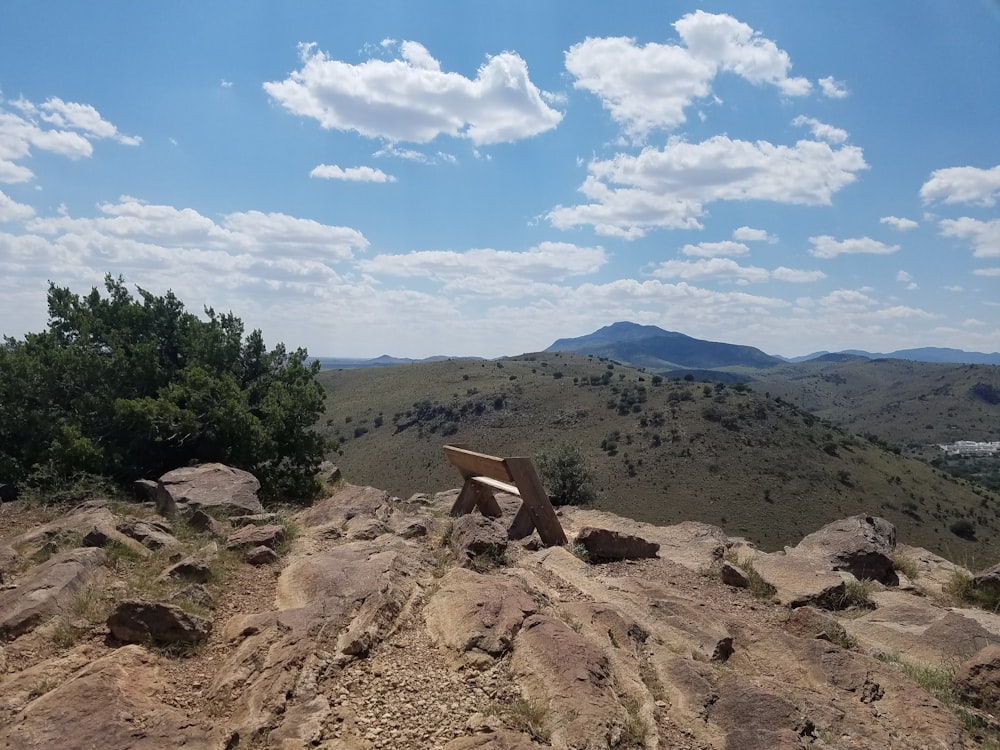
[0,276,327,501]
[537,443,598,506]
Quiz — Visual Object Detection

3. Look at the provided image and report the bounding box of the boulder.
[187,508,223,536]
[229,512,279,527]
[784,606,851,647]
[720,560,750,588]
[425,567,537,658]
[748,552,851,609]
[451,513,508,567]
[574,526,659,562]
[225,523,286,551]
[0,547,107,640]
[159,557,212,583]
[245,545,279,566]
[971,563,1000,598]
[107,600,211,646]
[168,583,215,610]
[953,644,1000,712]
[116,517,180,550]
[793,514,896,583]
[298,484,392,533]
[318,460,342,483]
[158,463,265,515]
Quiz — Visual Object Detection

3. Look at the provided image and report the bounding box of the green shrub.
[537,443,598,506]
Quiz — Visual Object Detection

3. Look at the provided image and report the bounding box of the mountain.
[835,348,1000,365]
[311,355,480,370]
[545,322,782,370]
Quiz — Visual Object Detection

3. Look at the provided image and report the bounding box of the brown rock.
[794,514,897,583]
[187,508,223,536]
[0,645,220,748]
[159,557,212,583]
[451,513,508,566]
[953,644,1000,711]
[442,730,541,749]
[720,560,750,588]
[246,545,279,565]
[318,460,342,483]
[750,552,850,608]
[229,512,280,527]
[972,563,1000,598]
[785,606,851,646]
[116,517,180,550]
[225,523,286,551]
[426,567,537,657]
[158,463,265,515]
[709,678,810,750]
[574,526,659,562]
[0,547,107,640]
[107,600,211,645]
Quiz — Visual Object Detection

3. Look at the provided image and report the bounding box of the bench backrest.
[443,444,514,483]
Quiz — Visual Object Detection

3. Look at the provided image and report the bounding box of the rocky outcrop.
[0,547,106,640]
[574,526,659,562]
[158,463,265,515]
[451,513,508,567]
[107,600,211,646]
[116,517,180,550]
[793,514,897,583]
[225,522,286,551]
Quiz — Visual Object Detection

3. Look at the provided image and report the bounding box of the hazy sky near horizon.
[1,2,998,358]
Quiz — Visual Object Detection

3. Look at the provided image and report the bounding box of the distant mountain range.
[312,355,481,370]
[546,322,1000,369]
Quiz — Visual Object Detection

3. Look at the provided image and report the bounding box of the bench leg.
[450,479,502,518]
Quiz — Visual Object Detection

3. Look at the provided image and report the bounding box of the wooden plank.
[470,475,520,497]
[450,479,502,518]
[505,457,567,546]
[507,502,535,540]
[443,445,512,483]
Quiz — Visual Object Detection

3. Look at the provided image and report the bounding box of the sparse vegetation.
[891,552,919,580]
[537,443,598,506]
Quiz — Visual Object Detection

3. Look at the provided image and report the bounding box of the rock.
[159,557,212,583]
[12,505,118,558]
[0,645,220,748]
[319,460,342,483]
[574,526,659,562]
[167,584,215,610]
[426,567,537,657]
[158,463,265,515]
[451,514,508,567]
[512,614,626,749]
[298,484,392,534]
[953,644,1000,712]
[750,552,851,608]
[107,600,211,645]
[707,679,811,750]
[0,548,107,640]
[188,508,223,536]
[442,730,541,749]
[246,545,279,565]
[229,512,280,527]
[344,516,391,540]
[132,478,160,502]
[794,514,897,583]
[0,483,18,502]
[785,606,851,646]
[720,560,750,588]
[393,516,430,539]
[116,517,180,550]
[225,523,286,551]
[972,563,1000,598]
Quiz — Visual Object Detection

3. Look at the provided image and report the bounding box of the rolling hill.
[315,353,1000,564]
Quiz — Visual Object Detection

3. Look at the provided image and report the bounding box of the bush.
[950,518,977,541]
[0,276,327,502]
[537,443,598,506]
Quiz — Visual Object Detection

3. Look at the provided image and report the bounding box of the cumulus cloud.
[771,266,826,283]
[263,40,563,145]
[732,226,777,243]
[565,11,811,139]
[920,164,1000,206]
[880,215,918,231]
[792,116,847,145]
[938,217,1000,257]
[310,164,397,183]
[0,190,35,222]
[681,240,749,257]
[808,235,899,259]
[548,136,868,238]
[653,257,824,284]
[973,268,1000,277]
[0,95,140,184]
[357,242,606,298]
[818,77,848,98]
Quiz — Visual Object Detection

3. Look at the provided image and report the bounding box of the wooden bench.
[443,444,567,547]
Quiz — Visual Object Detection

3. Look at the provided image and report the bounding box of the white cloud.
[652,257,769,283]
[945,285,964,292]
[871,305,935,321]
[808,235,899,259]
[896,270,913,283]
[263,41,563,145]
[938,217,1000,257]
[357,241,605,298]
[818,77,848,98]
[310,164,397,183]
[880,215,918,231]
[0,96,140,184]
[681,240,749,257]
[221,79,234,89]
[565,11,810,140]
[792,116,847,144]
[974,267,1000,277]
[548,136,868,238]
[920,164,1000,206]
[0,189,35,222]
[771,266,826,283]
[732,226,777,243]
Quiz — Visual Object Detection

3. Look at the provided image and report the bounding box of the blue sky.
[1,2,998,358]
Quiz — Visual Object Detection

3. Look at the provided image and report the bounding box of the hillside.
[316,354,1000,564]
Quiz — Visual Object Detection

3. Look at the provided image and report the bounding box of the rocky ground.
[3,467,1000,749]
